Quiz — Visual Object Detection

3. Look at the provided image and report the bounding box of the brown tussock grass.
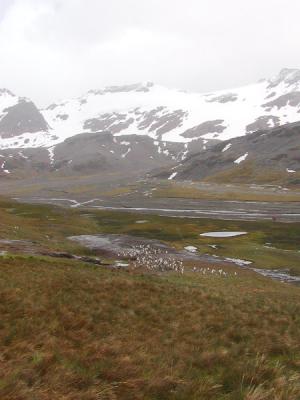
[0,255,299,399]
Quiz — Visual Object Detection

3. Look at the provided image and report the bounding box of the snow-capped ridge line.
[1,68,300,151]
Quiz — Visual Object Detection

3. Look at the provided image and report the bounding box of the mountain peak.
[88,82,155,96]
[268,68,300,88]
[0,88,15,97]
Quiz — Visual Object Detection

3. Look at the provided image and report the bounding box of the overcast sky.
[0,0,299,106]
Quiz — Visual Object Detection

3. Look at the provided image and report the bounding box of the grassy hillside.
[204,162,300,186]
[0,198,300,398]
[153,181,300,202]
[0,255,300,400]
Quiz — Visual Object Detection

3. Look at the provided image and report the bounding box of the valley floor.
[2,178,300,222]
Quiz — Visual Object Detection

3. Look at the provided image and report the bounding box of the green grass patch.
[91,211,300,274]
[0,196,299,274]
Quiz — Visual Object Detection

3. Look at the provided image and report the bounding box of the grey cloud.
[0,0,299,105]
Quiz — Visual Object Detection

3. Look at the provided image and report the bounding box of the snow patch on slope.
[168,172,178,180]
[222,143,232,152]
[234,152,248,164]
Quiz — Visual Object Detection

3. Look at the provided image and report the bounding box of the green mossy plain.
[1,198,300,274]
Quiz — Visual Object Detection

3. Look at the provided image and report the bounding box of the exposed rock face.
[246,116,280,133]
[88,82,154,95]
[83,107,188,138]
[138,109,187,138]
[56,114,69,121]
[182,120,226,138]
[262,92,300,111]
[206,93,238,103]
[155,122,300,183]
[0,100,49,138]
[84,113,134,133]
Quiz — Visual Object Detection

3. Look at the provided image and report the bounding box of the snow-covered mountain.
[0,68,300,177]
[155,121,300,185]
[0,89,48,141]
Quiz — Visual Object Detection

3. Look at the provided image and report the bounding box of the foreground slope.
[0,198,299,399]
[1,256,300,400]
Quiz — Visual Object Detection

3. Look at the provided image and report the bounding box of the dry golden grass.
[204,161,300,186]
[100,186,134,197]
[0,255,300,399]
[154,182,300,202]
